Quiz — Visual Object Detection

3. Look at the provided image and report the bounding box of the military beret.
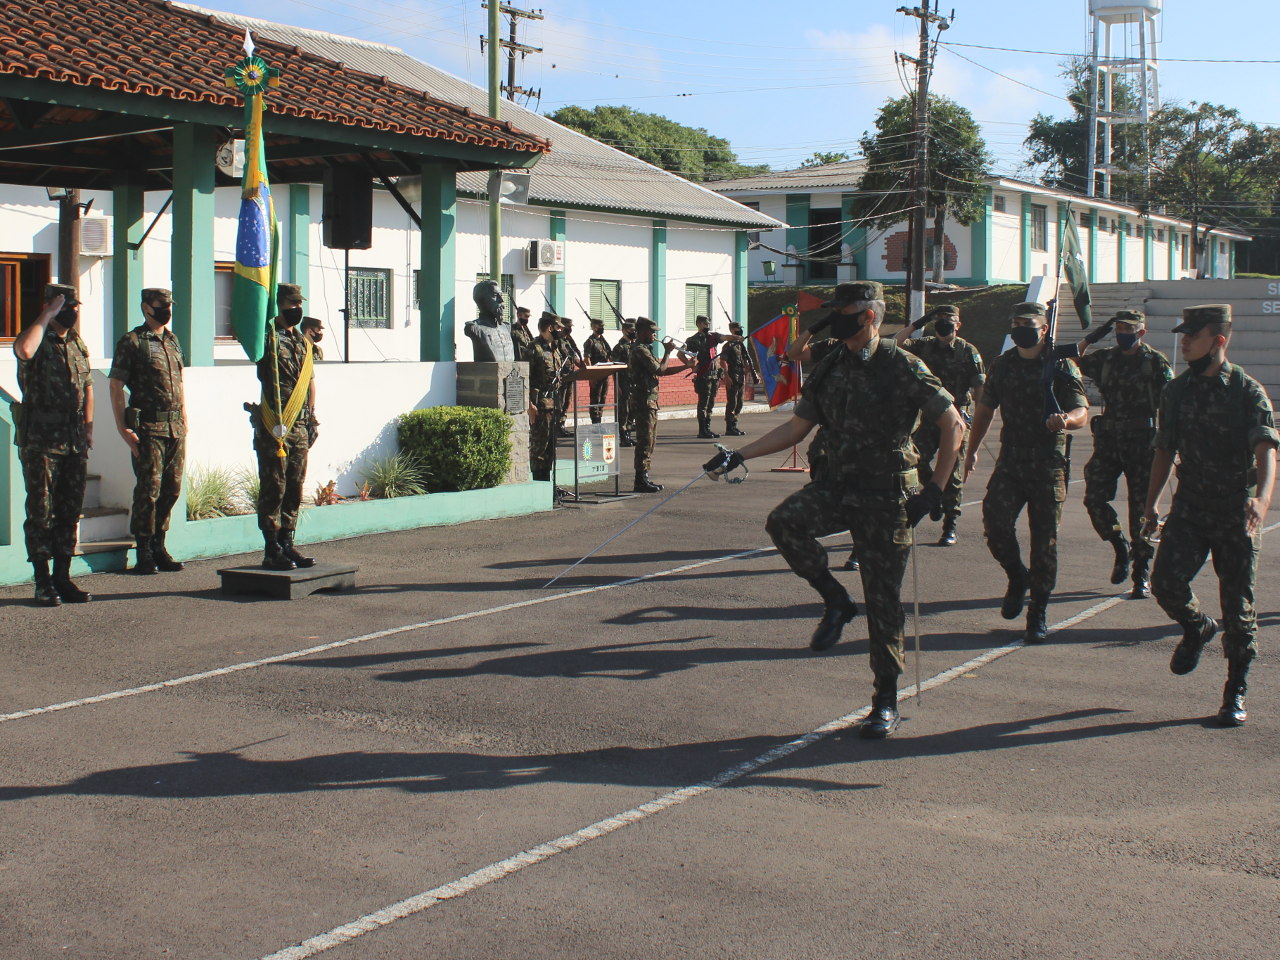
[142,288,173,304]
[1011,301,1047,319]
[930,304,960,318]
[822,281,883,308]
[1171,304,1231,334]
[539,310,561,323]
[695,314,710,323]
[44,283,80,306]
[621,320,637,330]
[276,283,306,302]
[635,317,658,332]
[1112,309,1145,326]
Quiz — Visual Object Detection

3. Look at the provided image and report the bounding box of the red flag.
[796,290,826,313]
[749,308,801,408]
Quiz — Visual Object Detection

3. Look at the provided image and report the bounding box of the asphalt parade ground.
[2,410,1277,960]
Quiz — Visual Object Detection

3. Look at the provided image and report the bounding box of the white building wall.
[667,224,735,333]
[989,201,1023,283]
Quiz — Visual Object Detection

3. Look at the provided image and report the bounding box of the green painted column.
[418,161,457,362]
[1088,209,1098,282]
[1168,227,1177,279]
[548,211,566,315]
[651,219,667,330]
[170,124,218,367]
[287,184,310,286]
[1229,239,1236,278]
[786,194,810,285]
[971,187,993,284]
[733,231,748,326]
[1117,216,1127,282]
[1143,222,1154,281]
[110,172,145,348]
[1020,193,1032,283]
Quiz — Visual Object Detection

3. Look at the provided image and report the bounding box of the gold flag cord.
[258,336,314,459]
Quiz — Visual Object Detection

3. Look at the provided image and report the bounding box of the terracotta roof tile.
[1,0,549,156]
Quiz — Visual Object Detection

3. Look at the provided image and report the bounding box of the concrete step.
[78,506,129,543]
[83,473,101,510]
[77,537,133,557]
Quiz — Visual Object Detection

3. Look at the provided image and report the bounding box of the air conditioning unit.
[526,238,564,273]
[80,216,113,257]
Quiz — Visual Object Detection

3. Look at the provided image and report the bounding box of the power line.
[943,40,1280,65]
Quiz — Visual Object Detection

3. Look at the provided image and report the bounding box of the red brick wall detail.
[882,230,958,272]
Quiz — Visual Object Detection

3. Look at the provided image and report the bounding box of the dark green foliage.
[548,104,769,182]
[397,407,512,492]
[801,151,852,167]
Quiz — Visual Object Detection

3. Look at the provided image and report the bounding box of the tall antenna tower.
[1085,0,1161,199]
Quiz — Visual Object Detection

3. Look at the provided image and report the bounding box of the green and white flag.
[1060,210,1092,329]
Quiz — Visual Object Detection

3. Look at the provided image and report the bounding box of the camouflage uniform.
[1077,342,1172,572]
[555,333,581,432]
[901,334,986,524]
[583,331,613,424]
[525,337,559,476]
[610,335,634,432]
[254,324,314,534]
[628,341,663,475]
[511,322,534,361]
[765,337,953,677]
[979,349,1089,597]
[109,324,186,538]
[1151,362,1278,660]
[18,328,92,561]
[720,337,757,433]
[684,329,723,435]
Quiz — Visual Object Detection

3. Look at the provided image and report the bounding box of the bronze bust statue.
[464,279,516,363]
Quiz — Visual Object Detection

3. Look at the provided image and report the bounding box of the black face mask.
[280,306,304,327]
[1010,325,1042,349]
[55,306,78,329]
[1187,351,1216,375]
[151,305,172,325]
[828,310,865,342]
[934,318,956,338]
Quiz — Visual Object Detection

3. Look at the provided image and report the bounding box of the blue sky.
[197,0,1280,176]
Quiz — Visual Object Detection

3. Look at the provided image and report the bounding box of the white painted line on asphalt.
[0,548,770,725]
[253,590,1132,960]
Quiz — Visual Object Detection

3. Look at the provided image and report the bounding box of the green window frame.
[349,267,393,329]
[684,283,711,331]
[589,279,621,329]
[1030,204,1048,252]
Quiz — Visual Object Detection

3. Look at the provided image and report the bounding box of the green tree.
[1023,58,1146,200]
[854,94,992,283]
[1147,103,1278,276]
[547,105,769,182]
[800,150,851,167]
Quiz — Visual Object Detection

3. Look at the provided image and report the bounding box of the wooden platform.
[216,562,358,600]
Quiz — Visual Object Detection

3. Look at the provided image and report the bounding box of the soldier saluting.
[1144,304,1277,727]
[109,288,187,576]
[13,285,94,606]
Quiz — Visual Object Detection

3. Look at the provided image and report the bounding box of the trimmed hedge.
[397,406,512,492]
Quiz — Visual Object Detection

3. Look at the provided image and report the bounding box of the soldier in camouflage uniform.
[1144,305,1277,727]
[583,317,613,424]
[525,313,565,481]
[704,281,964,739]
[13,285,94,606]
[611,320,637,446]
[720,320,759,437]
[555,317,583,437]
[253,283,318,571]
[629,317,688,492]
[966,302,1089,644]
[300,315,326,361]
[1065,309,1173,598]
[511,306,534,361]
[685,315,725,439]
[894,304,986,545]
[109,288,187,576]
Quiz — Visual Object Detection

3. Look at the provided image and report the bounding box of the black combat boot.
[262,532,297,571]
[31,559,61,607]
[132,538,159,575]
[696,417,716,440]
[842,549,859,573]
[1001,565,1028,620]
[531,469,551,482]
[938,517,958,546]
[725,423,746,437]
[1217,655,1253,727]
[1170,614,1218,675]
[620,432,635,448]
[806,571,858,652]
[1130,558,1151,600]
[1025,593,1049,644]
[1109,535,1130,585]
[859,675,901,739]
[279,529,315,568]
[151,533,184,573]
[51,555,92,603]
[633,472,663,493]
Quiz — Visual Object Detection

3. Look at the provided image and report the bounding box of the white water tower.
[1085,0,1161,199]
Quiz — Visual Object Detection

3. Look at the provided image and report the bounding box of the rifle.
[1044,206,1071,477]
[601,291,627,327]
[717,296,759,384]
[574,297,594,323]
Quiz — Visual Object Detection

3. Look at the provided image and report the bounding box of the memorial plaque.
[503,367,526,416]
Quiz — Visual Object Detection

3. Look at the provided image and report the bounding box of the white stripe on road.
[255,591,1131,960]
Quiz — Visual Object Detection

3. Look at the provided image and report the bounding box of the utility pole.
[897,3,951,323]
[481,2,543,283]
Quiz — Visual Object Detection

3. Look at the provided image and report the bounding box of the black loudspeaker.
[322,168,373,250]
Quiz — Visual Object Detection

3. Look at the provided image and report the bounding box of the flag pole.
[771,302,807,472]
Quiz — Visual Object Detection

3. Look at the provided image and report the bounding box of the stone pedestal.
[456,361,530,485]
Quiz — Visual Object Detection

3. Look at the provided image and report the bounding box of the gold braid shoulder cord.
[258,327,314,459]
